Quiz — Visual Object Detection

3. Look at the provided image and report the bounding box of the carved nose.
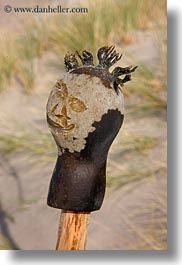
[54,105,75,130]
[55,105,71,120]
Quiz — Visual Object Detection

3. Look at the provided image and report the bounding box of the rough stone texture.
[46,73,124,154]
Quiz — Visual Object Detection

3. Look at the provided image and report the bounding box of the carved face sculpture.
[46,46,137,212]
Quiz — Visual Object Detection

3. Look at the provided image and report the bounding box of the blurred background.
[0,0,166,250]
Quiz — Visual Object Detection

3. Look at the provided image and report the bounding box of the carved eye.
[55,80,68,98]
[69,96,87,112]
[51,103,59,114]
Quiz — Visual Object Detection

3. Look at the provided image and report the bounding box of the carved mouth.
[47,114,75,134]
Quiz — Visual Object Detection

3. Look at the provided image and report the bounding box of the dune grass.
[0,128,56,160]
[47,0,166,55]
[0,0,166,92]
[124,63,167,119]
[0,34,19,92]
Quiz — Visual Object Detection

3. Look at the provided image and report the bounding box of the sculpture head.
[46,46,137,212]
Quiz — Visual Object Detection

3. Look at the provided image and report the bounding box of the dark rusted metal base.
[47,110,124,212]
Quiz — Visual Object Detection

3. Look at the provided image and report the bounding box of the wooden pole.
[56,211,90,250]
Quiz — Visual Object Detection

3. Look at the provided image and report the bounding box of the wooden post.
[56,211,90,250]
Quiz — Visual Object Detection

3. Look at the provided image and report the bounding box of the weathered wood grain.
[56,211,90,250]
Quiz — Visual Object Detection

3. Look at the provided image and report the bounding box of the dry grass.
[48,0,166,52]
[0,0,166,92]
[0,33,19,91]
[124,64,167,118]
[0,127,56,160]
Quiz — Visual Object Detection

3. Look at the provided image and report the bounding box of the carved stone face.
[46,46,137,212]
[46,73,124,155]
[47,80,87,134]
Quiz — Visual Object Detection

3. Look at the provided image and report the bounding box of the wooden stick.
[56,211,90,250]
